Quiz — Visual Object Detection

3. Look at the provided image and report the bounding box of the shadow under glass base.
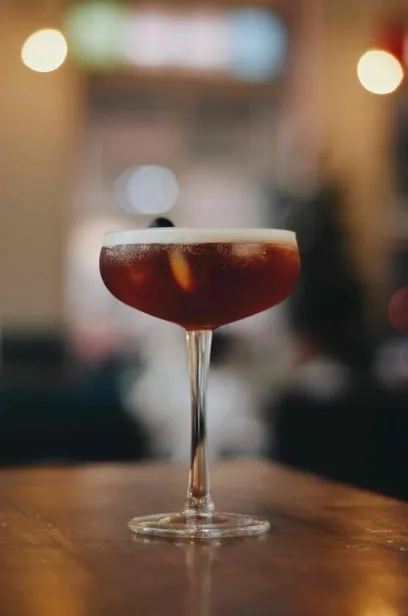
[128,511,270,540]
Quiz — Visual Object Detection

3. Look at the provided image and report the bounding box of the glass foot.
[128,511,270,540]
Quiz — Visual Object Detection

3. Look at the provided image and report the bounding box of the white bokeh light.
[21,29,68,73]
[122,13,230,70]
[122,13,174,67]
[357,49,404,95]
[115,165,179,215]
[120,8,286,80]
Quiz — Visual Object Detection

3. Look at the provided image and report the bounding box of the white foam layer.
[103,227,297,247]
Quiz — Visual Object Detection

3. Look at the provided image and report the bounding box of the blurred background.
[3,0,408,499]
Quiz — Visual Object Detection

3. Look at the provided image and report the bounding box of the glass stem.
[184,330,214,516]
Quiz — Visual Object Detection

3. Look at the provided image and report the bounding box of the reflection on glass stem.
[185,330,214,515]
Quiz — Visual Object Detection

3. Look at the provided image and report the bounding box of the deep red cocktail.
[100,228,299,540]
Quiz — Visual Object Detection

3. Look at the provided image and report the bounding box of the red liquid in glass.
[100,241,299,330]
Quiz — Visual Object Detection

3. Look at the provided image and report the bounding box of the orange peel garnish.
[169,249,196,292]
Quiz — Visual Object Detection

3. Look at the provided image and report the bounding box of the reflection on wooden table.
[0,460,408,616]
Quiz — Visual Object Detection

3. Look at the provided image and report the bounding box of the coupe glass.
[100,228,299,540]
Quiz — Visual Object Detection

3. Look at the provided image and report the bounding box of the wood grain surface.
[0,460,407,615]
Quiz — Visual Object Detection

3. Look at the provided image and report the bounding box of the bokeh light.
[21,29,68,73]
[229,9,287,81]
[122,13,231,70]
[64,1,127,69]
[357,49,403,95]
[389,287,408,332]
[115,166,179,215]
[64,3,287,80]
[122,13,172,68]
[120,6,286,80]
